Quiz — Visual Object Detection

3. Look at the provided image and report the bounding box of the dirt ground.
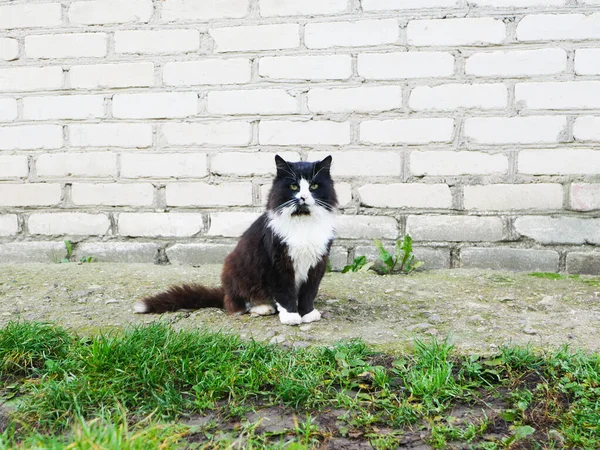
[1,263,599,355]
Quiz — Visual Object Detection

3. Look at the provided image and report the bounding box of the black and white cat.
[134,155,337,326]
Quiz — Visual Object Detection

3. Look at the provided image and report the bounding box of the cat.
[134,155,338,326]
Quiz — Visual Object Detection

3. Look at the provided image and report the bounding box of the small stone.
[469,315,484,323]
[499,295,515,302]
[104,299,119,305]
[1,312,11,316]
[269,335,286,345]
[425,328,439,336]
[348,295,358,302]
[538,296,557,309]
[523,326,537,335]
[299,324,312,332]
[407,323,433,332]
[293,341,310,349]
[429,314,442,323]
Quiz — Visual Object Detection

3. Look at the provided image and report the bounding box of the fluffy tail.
[134,284,224,314]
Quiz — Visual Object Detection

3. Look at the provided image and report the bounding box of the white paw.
[301,309,321,323]
[249,304,276,316]
[279,310,302,326]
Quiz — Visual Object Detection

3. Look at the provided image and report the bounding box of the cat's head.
[267,155,337,217]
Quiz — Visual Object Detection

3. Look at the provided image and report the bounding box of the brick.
[207,89,297,115]
[461,248,559,272]
[516,81,600,109]
[260,55,352,80]
[358,52,454,79]
[517,13,600,41]
[464,116,566,144]
[361,118,454,144]
[411,151,508,176]
[328,247,349,271]
[362,0,458,10]
[166,243,236,265]
[23,95,105,120]
[37,152,117,178]
[335,182,353,207]
[0,215,18,236]
[74,242,160,264]
[519,150,600,175]
[29,213,110,236]
[164,59,251,86]
[570,183,600,212]
[0,184,61,206]
[0,3,62,29]
[0,242,65,263]
[113,92,197,119]
[305,19,398,49]
[259,121,350,145]
[70,62,154,89]
[408,18,505,46]
[336,215,398,239]
[0,125,63,150]
[25,33,107,59]
[410,83,507,110]
[574,116,600,141]
[166,182,253,206]
[308,151,401,177]
[115,30,199,54]
[0,98,17,121]
[354,244,451,269]
[162,0,248,21]
[72,183,154,206]
[575,49,600,75]
[69,0,154,25]
[566,253,600,275]
[0,155,28,179]
[0,38,19,61]
[119,213,204,237]
[207,212,260,237]
[0,67,63,92]
[211,24,299,52]
[260,0,348,16]
[162,122,250,146]
[121,153,208,179]
[464,184,563,211]
[70,123,152,148]
[359,184,452,208]
[515,216,600,245]
[474,0,564,5]
[307,86,402,113]
[212,152,300,176]
[466,48,567,77]
[407,215,503,242]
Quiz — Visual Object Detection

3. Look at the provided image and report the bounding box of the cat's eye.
[310,184,319,190]
[289,184,299,191]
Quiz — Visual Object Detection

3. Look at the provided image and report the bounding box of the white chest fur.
[268,209,335,289]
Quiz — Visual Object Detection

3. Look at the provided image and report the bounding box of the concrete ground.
[1,263,599,354]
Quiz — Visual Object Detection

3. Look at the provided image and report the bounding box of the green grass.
[1,322,599,449]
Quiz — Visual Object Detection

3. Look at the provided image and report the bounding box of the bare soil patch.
[1,263,599,354]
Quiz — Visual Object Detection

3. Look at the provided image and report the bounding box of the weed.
[342,235,423,275]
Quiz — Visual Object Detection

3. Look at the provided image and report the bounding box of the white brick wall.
[1,1,599,273]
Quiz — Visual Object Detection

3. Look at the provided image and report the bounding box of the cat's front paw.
[279,310,302,326]
[301,309,321,323]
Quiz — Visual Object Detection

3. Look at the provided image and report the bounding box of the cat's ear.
[316,155,333,174]
[274,155,290,175]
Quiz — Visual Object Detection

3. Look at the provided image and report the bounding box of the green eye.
[290,184,299,191]
[310,184,319,190]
